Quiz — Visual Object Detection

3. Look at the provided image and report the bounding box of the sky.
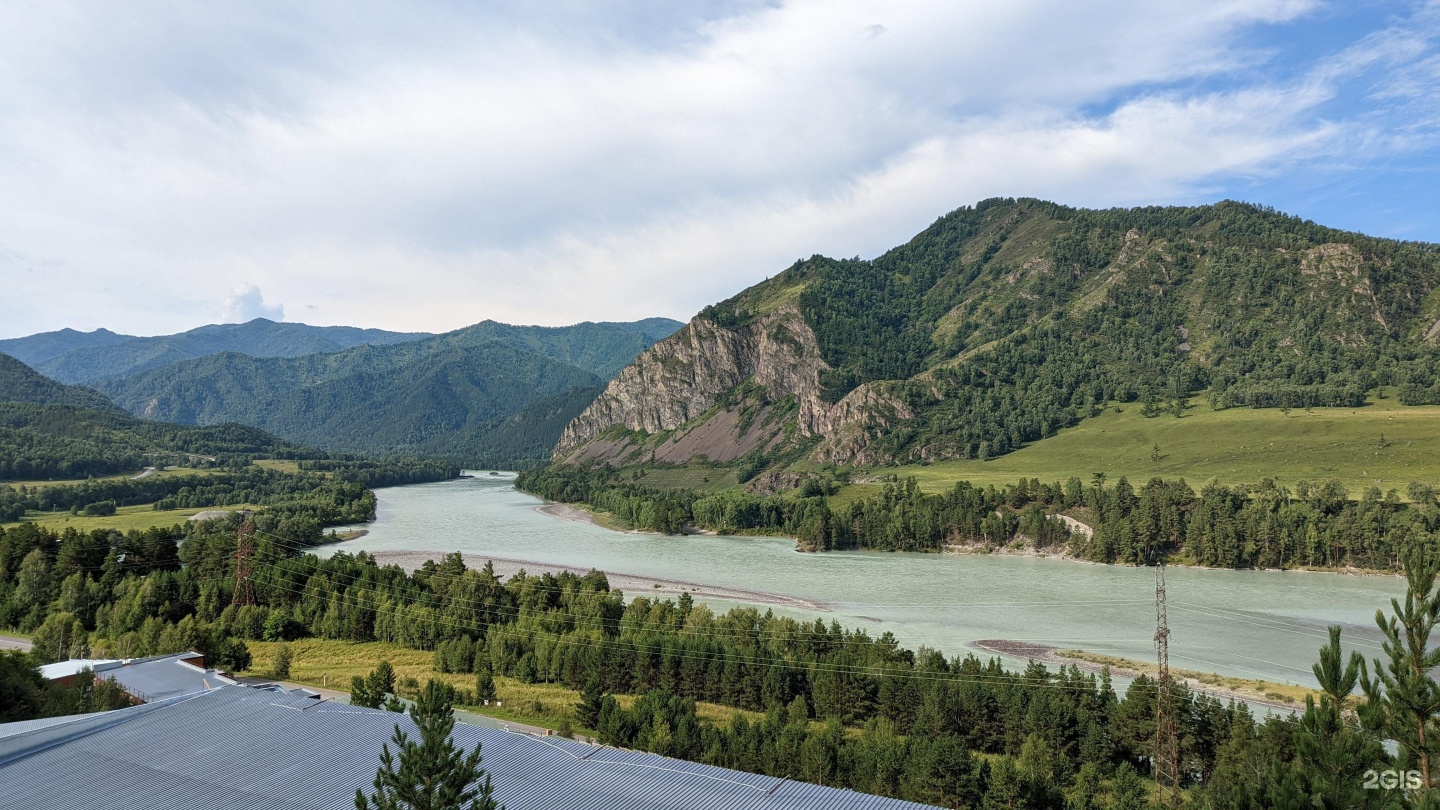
[2,1,1439,339]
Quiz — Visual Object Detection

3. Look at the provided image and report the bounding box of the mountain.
[0,353,118,411]
[2,319,431,384]
[554,198,1440,471]
[0,327,132,367]
[97,318,683,464]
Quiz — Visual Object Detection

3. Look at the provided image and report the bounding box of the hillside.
[97,318,682,464]
[555,199,1440,477]
[0,353,118,411]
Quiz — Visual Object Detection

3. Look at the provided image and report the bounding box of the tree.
[272,643,293,680]
[356,679,502,810]
[352,662,398,710]
[576,675,604,729]
[475,663,496,704]
[1361,549,1440,794]
[1295,626,1387,809]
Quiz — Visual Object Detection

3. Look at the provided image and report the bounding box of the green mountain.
[0,353,118,411]
[554,198,1440,472]
[2,319,431,384]
[97,318,682,464]
[0,327,132,367]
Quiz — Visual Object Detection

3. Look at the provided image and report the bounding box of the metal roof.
[0,686,938,810]
[37,659,119,680]
[87,652,237,702]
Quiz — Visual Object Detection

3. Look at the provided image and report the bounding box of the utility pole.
[231,519,256,607]
[1153,562,1180,804]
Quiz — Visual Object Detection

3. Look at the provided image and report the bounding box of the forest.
[693,199,1440,465]
[2,512,1437,807]
[518,466,1440,571]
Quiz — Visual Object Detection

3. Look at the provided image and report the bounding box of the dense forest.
[518,466,1440,571]
[84,319,679,465]
[672,199,1440,467]
[3,513,1438,807]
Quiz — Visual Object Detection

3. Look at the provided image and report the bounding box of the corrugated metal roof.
[90,652,237,702]
[0,687,939,810]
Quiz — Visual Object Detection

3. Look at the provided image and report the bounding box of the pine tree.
[1295,626,1387,808]
[576,674,604,729]
[1360,550,1440,794]
[356,679,502,810]
[475,664,496,703]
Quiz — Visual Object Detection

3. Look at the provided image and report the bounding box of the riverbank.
[974,640,1314,713]
[361,549,827,612]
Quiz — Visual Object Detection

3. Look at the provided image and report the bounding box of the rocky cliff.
[553,303,909,464]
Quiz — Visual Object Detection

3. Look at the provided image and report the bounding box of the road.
[131,467,157,479]
[0,635,33,652]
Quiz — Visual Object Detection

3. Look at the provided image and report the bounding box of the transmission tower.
[231,519,257,607]
[1153,562,1180,804]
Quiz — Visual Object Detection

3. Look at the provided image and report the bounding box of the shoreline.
[974,639,1308,713]
[361,549,828,613]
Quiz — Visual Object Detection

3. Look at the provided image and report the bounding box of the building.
[38,651,236,703]
[0,685,938,810]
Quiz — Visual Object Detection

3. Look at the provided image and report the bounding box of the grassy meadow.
[830,391,1440,505]
[242,638,765,735]
[20,502,261,533]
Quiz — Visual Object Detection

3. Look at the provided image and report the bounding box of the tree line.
[518,466,1440,571]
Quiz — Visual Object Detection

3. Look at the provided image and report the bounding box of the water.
[321,473,1405,691]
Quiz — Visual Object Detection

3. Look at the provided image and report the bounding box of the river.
[321,473,1405,693]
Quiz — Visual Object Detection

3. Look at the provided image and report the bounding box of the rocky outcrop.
[553,303,911,464]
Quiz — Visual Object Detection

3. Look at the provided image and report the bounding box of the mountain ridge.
[554,198,1440,472]
[96,318,683,464]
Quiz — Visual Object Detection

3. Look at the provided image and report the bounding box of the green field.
[20,502,261,533]
[829,392,1440,504]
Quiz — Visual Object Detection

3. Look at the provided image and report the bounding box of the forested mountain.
[0,327,132,367]
[0,319,431,384]
[555,198,1440,470]
[96,319,682,465]
[0,353,117,411]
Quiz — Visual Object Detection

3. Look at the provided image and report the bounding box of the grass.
[631,467,740,493]
[240,638,765,734]
[252,459,302,474]
[20,502,262,533]
[830,391,1440,502]
[2,466,222,490]
[1057,649,1319,707]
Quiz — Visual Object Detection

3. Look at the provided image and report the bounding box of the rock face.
[553,303,910,464]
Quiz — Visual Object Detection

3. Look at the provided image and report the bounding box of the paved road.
[0,635,33,652]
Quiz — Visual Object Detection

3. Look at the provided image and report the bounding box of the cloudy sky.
[2,1,1439,338]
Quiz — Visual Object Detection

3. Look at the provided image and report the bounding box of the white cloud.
[0,0,1435,338]
[221,284,284,323]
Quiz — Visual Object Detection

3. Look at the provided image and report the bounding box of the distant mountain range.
[0,319,432,384]
[0,316,682,467]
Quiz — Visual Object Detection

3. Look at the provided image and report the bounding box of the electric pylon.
[1153,562,1180,804]
[231,518,257,607]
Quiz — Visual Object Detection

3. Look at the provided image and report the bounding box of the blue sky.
[1,1,1438,338]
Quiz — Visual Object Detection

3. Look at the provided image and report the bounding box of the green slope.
[689,198,1440,466]
[95,318,681,463]
[825,391,1440,505]
[0,353,117,411]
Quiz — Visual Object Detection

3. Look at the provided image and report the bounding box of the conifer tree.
[356,679,501,810]
[1295,626,1386,808]
[576,675,604,729]
[1360,550,1440,794]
